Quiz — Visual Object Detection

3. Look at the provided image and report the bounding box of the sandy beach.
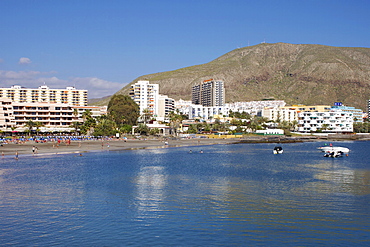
[0,137,241,158]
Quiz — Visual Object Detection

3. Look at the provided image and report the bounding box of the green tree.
[168,111,185,136]
[120,124,132,134]
[135,123,149,135]
[80,110,96,135]
[93,119,117,136]
[149,128,160,136]
[34,121,44,135]
[25,120,35,135]
[108,95,140,126]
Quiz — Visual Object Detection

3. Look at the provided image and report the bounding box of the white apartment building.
[130,80,159,116]
[0,85,88,106]
[297,110,353,132]
[188,105,228,120]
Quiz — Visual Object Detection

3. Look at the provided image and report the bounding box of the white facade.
[188,105,228,120]
[0,85,88,106]
[0,98,106,132]
[262,107,298,123]
[298,110,353,132]
[180,100,287,120]
[130,80,159,116]
[157,95,175,121]
[129,80,175,121]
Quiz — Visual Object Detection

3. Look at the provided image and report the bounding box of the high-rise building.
[129,80,159,116]
[129,80,175,121]
[0,85,88,106]
[191,79,225,107]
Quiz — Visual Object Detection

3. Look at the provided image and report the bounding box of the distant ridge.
[97,43,370,110]
[88,95,111,105]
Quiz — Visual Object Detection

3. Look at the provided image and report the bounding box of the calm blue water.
[1,141,370,246]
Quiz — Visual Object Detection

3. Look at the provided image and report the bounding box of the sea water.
[0,141,369,246]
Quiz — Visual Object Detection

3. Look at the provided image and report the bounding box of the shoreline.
[0,137,239,158]
[1,135,369,158]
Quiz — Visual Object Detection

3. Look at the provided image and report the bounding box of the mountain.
[97,43,370,111]
[88,95,111,105]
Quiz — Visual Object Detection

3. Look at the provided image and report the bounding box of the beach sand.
[0,137,241,158]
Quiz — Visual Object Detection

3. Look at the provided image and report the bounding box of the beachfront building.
[192,79,225,107]
[130,80,159,116]
[0,85,88,106]
[129,80,175,122]
[0,97,106,133]
[297,110,353,133]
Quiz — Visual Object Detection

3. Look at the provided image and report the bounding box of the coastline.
[1,135,369,158]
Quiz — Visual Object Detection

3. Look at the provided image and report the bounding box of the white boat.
[318,144,350,158]
[273,146,283,154]
[317,146,350,154]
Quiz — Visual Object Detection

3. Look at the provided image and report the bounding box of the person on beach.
[32,146,36,155]
[15,151,18,160]
[2,152,4,158]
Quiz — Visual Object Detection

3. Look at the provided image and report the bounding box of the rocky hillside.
[98,43,370,110]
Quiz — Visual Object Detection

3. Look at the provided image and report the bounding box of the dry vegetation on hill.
[96,43,370,110]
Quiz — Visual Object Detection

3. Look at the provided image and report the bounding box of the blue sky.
[1,0,369,98]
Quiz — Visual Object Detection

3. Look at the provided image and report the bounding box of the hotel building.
[0,85,88,106]
[0,98,106,132]
[192,79,225,107]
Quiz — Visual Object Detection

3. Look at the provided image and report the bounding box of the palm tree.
[168,111,183,136]
[82,109,92,121]
[70,122,81,135]
[141,108,152,124]
[25,120,35,135]
[73,108,79,120]
[34,121,44,136]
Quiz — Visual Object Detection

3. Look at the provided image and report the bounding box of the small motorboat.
[318,145,350,154]
[273,146,283,154]
[318,144,349,158]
